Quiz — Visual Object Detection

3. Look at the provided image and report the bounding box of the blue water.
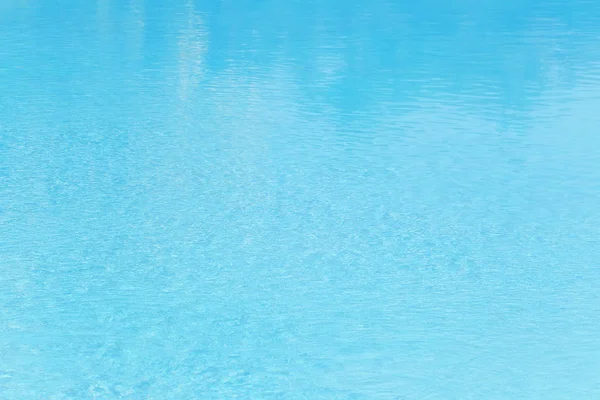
[1,0,600,398]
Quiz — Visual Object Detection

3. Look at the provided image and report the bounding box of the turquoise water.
[2,0,600,398]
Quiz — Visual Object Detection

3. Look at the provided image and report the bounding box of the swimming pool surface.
[1,0,600,398]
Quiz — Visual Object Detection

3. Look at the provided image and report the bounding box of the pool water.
[1,0,600,398]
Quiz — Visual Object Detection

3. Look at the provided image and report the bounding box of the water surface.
[1,0,600,398]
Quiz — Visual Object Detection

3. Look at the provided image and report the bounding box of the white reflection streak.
[128,0,145,62]
[177,0,208,107]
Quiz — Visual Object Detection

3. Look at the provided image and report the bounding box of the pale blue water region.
[1,0,600,398]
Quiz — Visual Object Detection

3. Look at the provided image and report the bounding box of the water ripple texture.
[1,0,600,399]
